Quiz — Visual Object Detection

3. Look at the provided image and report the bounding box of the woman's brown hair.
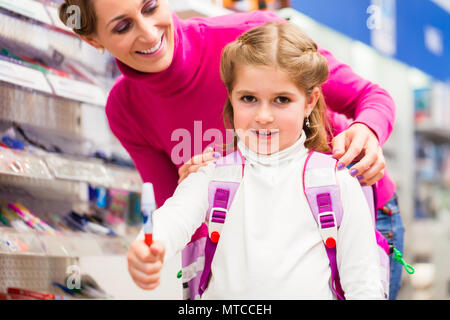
[220,22,333,153]
[58,0,97,36]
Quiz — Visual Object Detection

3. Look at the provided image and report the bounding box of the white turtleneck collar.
[237,130,309,167]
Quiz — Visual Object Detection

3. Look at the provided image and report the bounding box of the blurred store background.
[0,0,448,300]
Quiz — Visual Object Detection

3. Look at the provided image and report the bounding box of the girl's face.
[231,65,319,155]
[81,0,174,73]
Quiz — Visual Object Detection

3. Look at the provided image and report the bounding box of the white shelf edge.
[0,227,131,258]
[0,60,107,107]
[0,148,142,193]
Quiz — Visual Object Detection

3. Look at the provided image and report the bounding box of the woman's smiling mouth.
[135,33,164,56]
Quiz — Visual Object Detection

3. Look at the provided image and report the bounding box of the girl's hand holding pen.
[127,240,165,290]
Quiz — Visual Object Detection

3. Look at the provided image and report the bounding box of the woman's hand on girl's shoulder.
[177,147,221,184]
[331,123,386,186]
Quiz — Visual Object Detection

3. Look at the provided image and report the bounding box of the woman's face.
[230,64,318,155]
[83,0,174,73]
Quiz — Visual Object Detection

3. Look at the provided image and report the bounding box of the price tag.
[0,0,52,25]
[46,74,107,106]
[0,60,53,94]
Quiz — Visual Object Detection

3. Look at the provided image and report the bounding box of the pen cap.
[141,183,156,206]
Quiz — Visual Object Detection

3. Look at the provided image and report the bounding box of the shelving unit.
[0,138,141,196]
[0,226,129,257]
[0,0,145,300]
[415,126,450,144]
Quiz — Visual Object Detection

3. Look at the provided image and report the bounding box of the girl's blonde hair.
[220,22,332,153]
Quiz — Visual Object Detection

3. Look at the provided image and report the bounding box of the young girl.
[128,22,384,299]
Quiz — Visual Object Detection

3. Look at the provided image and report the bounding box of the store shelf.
[418,178,449,188]
[0,0,52,24]
[0,59,107,107]
[46,73,108,106]
[2,0,233,30]
[0,0,75,35]
[0,148,52,179]
[0,83,83,138]
[0,253,78,296]
[0,226,130,257]
[0,148,142,194]
[415,125,450,143]
[0,58,53,94]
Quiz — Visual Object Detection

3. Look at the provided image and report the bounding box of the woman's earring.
[305,116,310,128]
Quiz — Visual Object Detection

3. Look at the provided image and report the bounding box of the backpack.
[178,149,390,300]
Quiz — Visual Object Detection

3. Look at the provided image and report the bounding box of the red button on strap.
[325,237,336,248]
[210,231,220,243]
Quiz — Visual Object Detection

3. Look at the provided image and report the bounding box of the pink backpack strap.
[198,150,245,296]
[302,150,345,300]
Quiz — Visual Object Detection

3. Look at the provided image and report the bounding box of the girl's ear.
[305,87,321,117]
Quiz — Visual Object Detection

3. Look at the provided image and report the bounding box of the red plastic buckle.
[210,231,220,243]
[325,237,336,248]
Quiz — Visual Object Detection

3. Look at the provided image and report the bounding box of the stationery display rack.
[413,83,450,220]
[0,0,144,300]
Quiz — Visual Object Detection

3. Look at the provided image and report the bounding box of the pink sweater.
[106,11,396,209]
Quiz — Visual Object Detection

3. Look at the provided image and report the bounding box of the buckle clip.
[318,211,337,248]
[208,207,228,243]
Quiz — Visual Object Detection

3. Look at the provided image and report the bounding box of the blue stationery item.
[52,282,76,296]
[1,136,27,150]
[95,188,108,209]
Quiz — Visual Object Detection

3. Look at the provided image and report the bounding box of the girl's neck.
[237,131,308,167]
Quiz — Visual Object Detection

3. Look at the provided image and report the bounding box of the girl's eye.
[113,20,131,34]
[241,95,256,103]
[275,96,291,104]
[142,0,159,14]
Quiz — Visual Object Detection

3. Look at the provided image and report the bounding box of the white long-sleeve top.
[140,132,384,299]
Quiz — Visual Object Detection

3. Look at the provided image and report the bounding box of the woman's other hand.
[177,147,221,184]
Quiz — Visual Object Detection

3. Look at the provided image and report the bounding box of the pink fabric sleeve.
[105,90,178,208]
[319,46,396,146]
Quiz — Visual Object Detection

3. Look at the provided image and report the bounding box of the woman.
[59,0,403,299]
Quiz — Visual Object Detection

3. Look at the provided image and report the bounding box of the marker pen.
[8,203,41,231]
[16,203,56,235]
[141,183,156,246]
